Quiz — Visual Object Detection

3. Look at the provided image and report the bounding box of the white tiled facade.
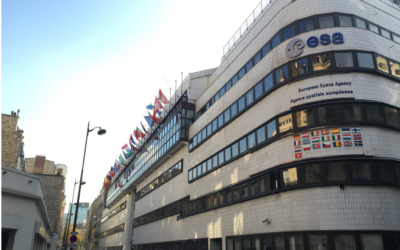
[98,0,400,249]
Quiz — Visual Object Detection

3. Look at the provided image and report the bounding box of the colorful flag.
[150,111,162,123]
[321,129,329,135]
[352,128,361,133]
[141,122,151,135]
[146,104,154,110]
[119,154,125,165]
[154,96,164,111]
[123,150,131,159]
[353,134,362,140]
[333,141,342,147]
[311,131,319,136]
[301,132,309,138]
[136,127,145,139]
[322,142,331,148]
[331,128,340,134]
[295,153,302,159]
[354,141,363,146]
[312,143,321,149]
[106,174,111,181]
[342,128,351,132]
[302,138,310,144]
[312,137,320,143]
[303,145,311,151]
[343,134,351,140]
[122,144,129,150]
[293,134,300,140]
[321,135,330,142]
[294,140,301,146]
[332,135,341,141]
[130,135,137,145]
[344,141,352,147]
[294,146,301,153]
[158,89,169,104]
[144,116,155,127]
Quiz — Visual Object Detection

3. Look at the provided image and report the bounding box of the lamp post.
[63,179,77,245]
[72,122,106,234]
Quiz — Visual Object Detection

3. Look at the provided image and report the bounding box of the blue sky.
[2,0,261,207]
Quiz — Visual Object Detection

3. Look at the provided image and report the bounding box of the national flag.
[295,153,302,159]
[130,135,137,145]
[294,146,301,153]
[312,143,321,149]
[354,141,363,146]
[303,145,311,151]
[146,104,154,110]
[141,122,151,135]
[332,135,341,141]
[342,128,350,132]
[331,128,340,134]
[150,111,162,123]
[333,141,342,147]
[119,154,125,165]
[104,177,110,187]
[301,132,309,138]
[109,169,114,178]
[294,140,301,146]
[106,174,111,181]
[344,141,352,147]
[311,131,319,136]
[321,129,329,135]
[311,137,320,143]
[144,116,155,128]
[352,128,361,133]
[125,147,133,155]
[293,134,300,140]
[132,164,135,170]
[154,96,164,111]
[322,142,331,148]
[176,110,181,122]
[122,144,129,150]
[321,135,330,142]
[302,138,310,144]
[158,89,169,104]
[343,134,351,140]
[353,134,362,140]
[123,150,131,159]
[136,127,145,139]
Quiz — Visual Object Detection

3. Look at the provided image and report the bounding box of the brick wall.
[1,114,23,169]
[25,156,56,175]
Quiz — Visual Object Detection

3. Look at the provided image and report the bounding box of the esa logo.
[285,32,344,58]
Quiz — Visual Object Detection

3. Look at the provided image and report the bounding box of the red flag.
[158,89,169,104]
[118,162,121,170]
[154,96,163,111]
[151,111,162,123]
[121,144,129,150]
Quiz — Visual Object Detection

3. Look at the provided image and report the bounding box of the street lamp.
[72,122,106,234]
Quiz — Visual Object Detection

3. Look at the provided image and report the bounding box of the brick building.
[86,194,101,250]
[1,110,25,171]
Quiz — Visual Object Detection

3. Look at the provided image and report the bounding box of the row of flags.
[103,89,170,189]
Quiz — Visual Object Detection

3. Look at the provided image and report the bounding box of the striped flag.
[293,134,300,140]
[333,141,342,147]
[294,146,301,153]
[311,131,319,136]
[343,134,351,140]
[312,143,321,149]
[332,135,341,141]
[294,140,301,146]
[301,132,309,138]
[311,137,320,143]
[303,145,311,151]
[321,135,330,142]
[331,128,340,134]
[322,142,331,148]
[342,127,351,132]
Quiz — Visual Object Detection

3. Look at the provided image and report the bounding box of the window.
[278,114,293,133]
[213,193,218,207]
[226,81,232,93]
[260,174,270,193]
[303,164,320,183]
[202,128,207,140]
[366,104,384,123]
[334,235,356,250]
[239,138,247,154]
[224,109,230,123]
[218,114,224,128]
[232,142,239,158]
[283,25,295,40]
[326,162,347,181]
[376,162,395,182]
[193,168,197,179]
[241,183,249,198]
[246,89,254,106]
[232,74,238,85]
[215,92,220,102]
[390,61,400,78]
[250,180,258,196]
[275,235,285,250]
[193,136,197,147]
[339,15,353,26]
[335,52,354,68]
[261,237,273,250]
[207,158,212,171]
[376,55,389,73]
[312,54,331,71]
[218,151,224,165]
[202,162,207,173]
[299,18,314,34]
[381,28,391,39]
[275,65,289,83]
[219,191,224,205]
[361,235,384,250]
[309,235,328,250]
[282,167,298,186]
[231,102,238,117]
[319,15,334,28]
[256,126,266,144]
[343,104,362,121]
[233,187,240,200]
[225,147,231,161]
[207,124,212,135]
[213,155,218,168]
[385,107,400,127]
[393,33,400,43]
[369,23,379,34]
[296,109,314,127]
[355,18,366,29]
[238,67,245,79]
[271,33,280,49]
[227,189,233,203]
[197,165,201,176]
[288,235,304,250]
[357,53,374,69]
[292,58,308,76]
[262,42,270,57]
[267,120,276,138]
[238,96,246,112]
[246,60,253,72]
[318,105,338,123]
[197,133,202,144]
[254,51,262,65]
[350,162,372,181]
[264,73,273,92]
[220,86,226,97]
[212,119,218,132]
[248,132,256,149]
[255,81,263,99]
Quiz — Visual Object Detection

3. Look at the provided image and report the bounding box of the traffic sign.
[70,235,78,243]
[70,232,79,235]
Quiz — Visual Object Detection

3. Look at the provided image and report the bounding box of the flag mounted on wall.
[158,89,169,104]
[144,116,155,127]
[130,135,137,145]
[141,122,151,135]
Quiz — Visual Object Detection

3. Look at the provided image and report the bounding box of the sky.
[2,0,261,210]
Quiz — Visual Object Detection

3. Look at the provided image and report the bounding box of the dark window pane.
[339,15,353,26]
[262,42,270,57]
[299,18,314,34]
[239,138,247,154]
[303,164,321,183]
[309,235,329,250]
[296,109,314,127]
[356,18,366,29]
[224,109,230,123]
[218,151,224,165]
[212,119,218,132]
[376,55,389,73]
[288,235,304,250]
[283,25,295,40]
[267,120,276,138]
[207,195,212,209]
[193,167,197,179]
[260,174,270,193]
[264,73,273,92]
[369,23,379,34]
[231,102,238,117]
[254,51,262,65]
[278,114,293,133]
[282,167,298,186]
[227,189,233,202]
[343,104,362,121]
[202,128,207,139]
[233,187,240,201]
[219,191,224,205]
[319,15,334,28]
[386,234,400,250]
[390,61,400,78]
[357,53,374,68]
[351,162,372,181]
[213,155,218,168]
[335,52,354,68]
[220,86,226,97]
[360,234,384,250]
[248,132,256,149]
[271,33,280,49]
[366,105,384,123]
[318,105,338,123]
[385,107,400,127]
[207,158,212,171]
[292,58,308,77]
[246,60,253,72]
[334,235,356,250]
[250,180,258,196]
[241,183,249,198]
[243,238,251,250]
[225,147,231,161]
[202,162,207,173]
[376,162,395,182]
[213,193,218,207]
[275,65,289,83]
[207,124,212,135]
[246,89,254,106]
[253,238,261,250]
[218,114,224,128]
[193,136,197,147]
[326,162,347,181]
[257,126,266,144]
[255,81,263,99]
[275,235,285,250]
[261,237,272,250]
[232,142,239,157]
[312,54,331,71]
[197,165,201,176]
[226,81,232,91]
[232,75,238,86]
[238,67,245,79]
[214,92,220,102]
[238,96,245,112]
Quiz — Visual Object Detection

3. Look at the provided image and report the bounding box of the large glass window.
[334,235,356,250]
[376,55,389,73]
[275,235,285,250]
[318,105,338,123]
[239,138,247,154]
[326,162,346,181]
[255,81,263,99]
[218,114,224,128]
[246,89,254,106]
[357,53,374,69]
[257,126,266,144]
[248,132,256,149]
[369,23,379,34]
[393,33,400,43]
[312,54,331,71]
[381,28,391,39]
[254,51,262,65]
[319,15,334,28]
[238,67,245,79]
[207,158,212,171]
[241,183,249,198]
[275,65,289,84]
[232,142,239,158]
[350,162,372,181]
[232,74,238,86]
[225,147,231,161]
[218,151,224,165]
[299,18,314,34]
[271,33,280,49]
[303,164,321,183]
[376,162,395,182]
[279,114,293,132]
[238,96,246,112]
[214,92,220,102]
[283,25,295,41]
[339,15,353,26]
[213,155,218,168]
[288,235,304,250]
[224,109,231,123]
[361,234,384,250]
[231,102,238,117]
[390,61,400,78]
[264,73,273,92]
[226,81,232,92]
[385,107,400,127]
[220,86,226,97]
[296,109,314,127]
[292,58,308,76]
[309,235,328,250]
[355,18,367,29]
[246,60,253,73]
[212,119,218,132]
[343,104,362,121]
[207,124,212,135]
[267,120,276,138]
[260,174,270,193]
[335,52,354,68]
[366,104,384,123]
[262,42,270,57]
[282,167,298,186]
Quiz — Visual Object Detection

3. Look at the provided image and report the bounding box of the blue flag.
[146,104,154,110]
[144,116,154,127]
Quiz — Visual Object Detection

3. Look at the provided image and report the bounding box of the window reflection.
[385,107,400,127]
[296,109,314,127]
[279,114,293,132]
[335,52,354,68]
[292,58,308,77]
[369,23,379,33]
[312,54,331,71]
[264,74,273,92]
[303,164,320,183]
[357,53,374,69]
[343,104,362,121]
[334,235,356,250]
[318,105,338,123]
[275,65,289,83]
[267,120,276,138]
[390,61,400,78]
[361,235,384,250]
[376,55,389,73]
[339,15,352,26]
[355,18,366,29]
[309,235,329,250]
[326,162,346,181]
[282,167,298,186]
[319,15,334,28]
[299,18,314,34]
[288,235,304,250]
[350,162,372,181]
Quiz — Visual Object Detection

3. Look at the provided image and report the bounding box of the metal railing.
[222,0,270,57]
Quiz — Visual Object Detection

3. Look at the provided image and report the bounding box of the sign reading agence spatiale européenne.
[291,81,353,103]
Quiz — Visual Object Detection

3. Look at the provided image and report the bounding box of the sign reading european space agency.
[285,33,344,58]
